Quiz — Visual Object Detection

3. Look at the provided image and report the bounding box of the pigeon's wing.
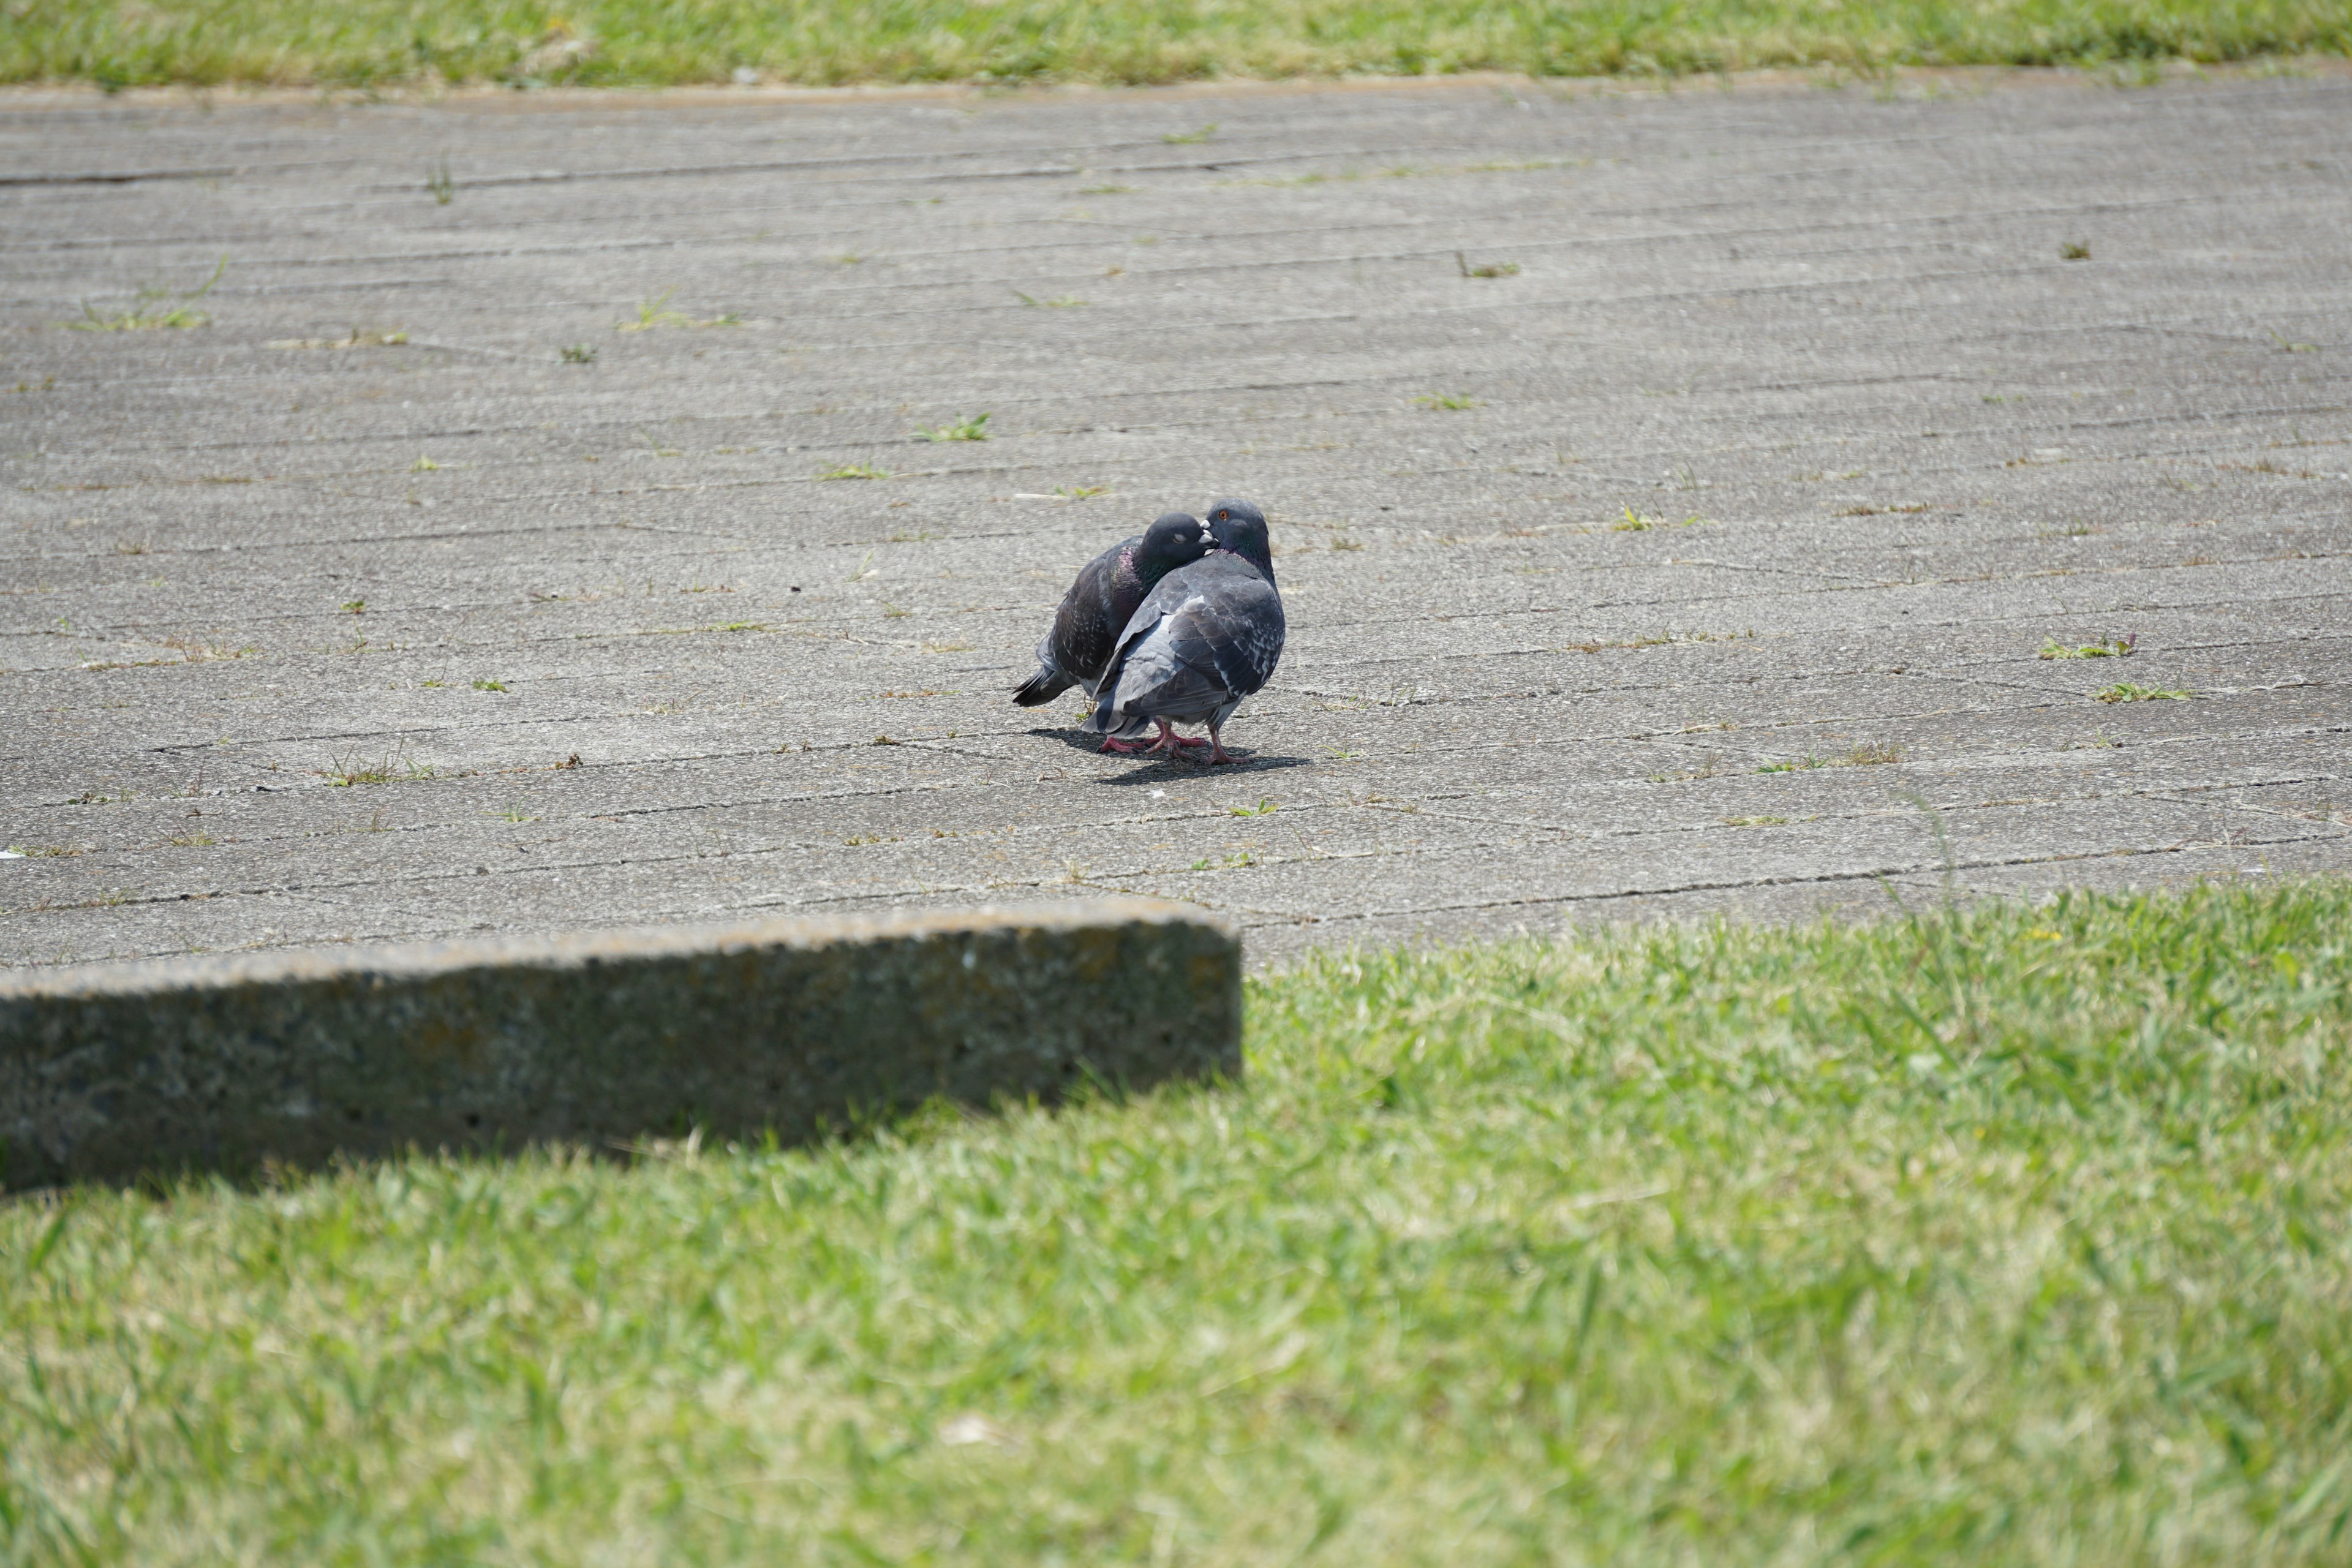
[1087,558,1284,729]
[1084,570,1207,733]
[1099,597,1235,718]
[1051,538,1139,679]
[1189,571,1285,699]
[1014,535,1137,706]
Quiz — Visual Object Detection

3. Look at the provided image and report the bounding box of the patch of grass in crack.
[1758,741,1904,772]
[915,412,990,442]
[322,745,435,786]
[613,288,736,331]
[2043,633,2137,660]
[2097,681,2192,703]
[1455,250,1520,277]
[69,254,225,331]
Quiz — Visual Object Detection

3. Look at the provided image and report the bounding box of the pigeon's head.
[1134,511,1210,584]
[1205,498,1273,574]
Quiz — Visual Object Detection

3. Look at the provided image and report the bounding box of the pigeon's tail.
[1084,696,1152,740]
[1011,663,1075,707]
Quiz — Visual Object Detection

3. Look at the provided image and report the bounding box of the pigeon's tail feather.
[1011,663,1074,707]
[1082,695,1152,739]
[1083,656,1147,735]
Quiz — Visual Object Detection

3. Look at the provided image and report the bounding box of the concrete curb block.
[0,899,1240,1189]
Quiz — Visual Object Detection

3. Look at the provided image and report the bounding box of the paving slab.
[2,69,2346,969]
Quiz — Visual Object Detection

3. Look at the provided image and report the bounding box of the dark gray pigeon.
[1012,513,1210,736]
[1084,499,1284,765]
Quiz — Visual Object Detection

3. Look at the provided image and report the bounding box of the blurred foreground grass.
[4,880,2351,1564]
[3,0,2348,89]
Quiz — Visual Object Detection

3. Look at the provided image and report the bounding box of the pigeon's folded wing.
[1102,600,1233,717]
[1086,553,1284,734]
[1194,582,1284,698]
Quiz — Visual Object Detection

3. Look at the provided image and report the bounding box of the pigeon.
[1012,513,1211,736]
[1084,499,1284,766]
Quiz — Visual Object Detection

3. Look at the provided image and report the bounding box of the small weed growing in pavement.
[1227,798,1278,816]
[2041,633,2136,660]
[2097,682,2191,703]
[324,746,432,786]
[2060,239,2092,260]
[341,599,366,615]
[473,679,507,692]
[916,412,990,442]
[1162,123,1217,143]
[1616,507,1715,530]
[1055,485,1110,500]
[2269,329,2318,353]
[818,465,890,481]
[1456,251,1520,277]
[1013,292,1088,307]
[410,454,438,472]
[561,343,598,364]
[72,254,226,331]
[1758,741,1903,772]
[267,328,409,350]
[617,289,690,331]
[1417,392,1478,410]
[426,159,455,203]
[614,290,735,333]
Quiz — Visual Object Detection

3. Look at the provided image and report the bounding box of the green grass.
[5,0,2346,89]
[916,411,992,443]
[6,881,2352,1563]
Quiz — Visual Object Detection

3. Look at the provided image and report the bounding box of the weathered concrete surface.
[1,69,2346,970]
[0,899,1238,1187]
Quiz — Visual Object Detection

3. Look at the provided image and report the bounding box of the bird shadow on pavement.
[1031,726,1314,779]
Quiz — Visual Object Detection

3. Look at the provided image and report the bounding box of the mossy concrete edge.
[0,899,1241,1189]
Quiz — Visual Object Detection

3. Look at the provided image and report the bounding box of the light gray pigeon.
[1084,499,1284,765]
[1012,513,1210,741]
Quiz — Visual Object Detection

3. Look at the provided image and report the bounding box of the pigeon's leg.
[1147,719,1213,756]
[1097,735,1150,754]
[1205,720,1249,766]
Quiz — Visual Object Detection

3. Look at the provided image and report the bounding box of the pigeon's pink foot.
[1147,720,1212,757]
[1098,735,1149,753]
[1204,726,1249,766]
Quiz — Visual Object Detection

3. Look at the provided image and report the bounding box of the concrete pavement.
[3,67,2346,968]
